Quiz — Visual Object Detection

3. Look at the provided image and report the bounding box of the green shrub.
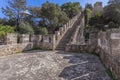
[34,27,48,35]
[19,22,34,35]
[40,27,48,35]
[0,24,14,38]
[108,21,117,28]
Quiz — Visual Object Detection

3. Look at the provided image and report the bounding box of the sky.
[0,0,109,18]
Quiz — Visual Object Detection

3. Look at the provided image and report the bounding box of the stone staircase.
[56,25,77,50]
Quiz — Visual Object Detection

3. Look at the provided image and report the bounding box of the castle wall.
[0,12,81,56]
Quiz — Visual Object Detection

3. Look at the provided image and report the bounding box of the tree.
[85,3,93,10]
[0,24,14,38]
[40,2,69,32]
[29,7,41,18]
[103,0,120,26]
[61,2,81,18]
[108,21,118,28]
[2,0,27,31]
[40,27,48,35]
[108,0,120,5]
[89,13,104,30]
[85,8,92,26]
[19,22,34,35]
[34,27,48,35]
[0,18,16,27]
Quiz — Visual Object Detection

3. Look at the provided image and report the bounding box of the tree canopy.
[40,2,69,33]
[103,0,120,26]
[61,2,81,18]
[85,3,93,10]
[2,1,81,34]
[2,0,26,19]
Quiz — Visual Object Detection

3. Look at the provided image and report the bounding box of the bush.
[34,27,48,35]
[19,22,34,35]
[108,21,117,28]
[40,27,48,35]
[0,24,14,38]
[94,23,104,30]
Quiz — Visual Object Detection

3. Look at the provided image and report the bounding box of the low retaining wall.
[65,44,96,53]
[0,42,33,56]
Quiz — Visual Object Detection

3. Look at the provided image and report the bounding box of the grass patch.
[106,68,117,80]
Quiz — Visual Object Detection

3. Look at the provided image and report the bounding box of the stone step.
[56,21,77,50]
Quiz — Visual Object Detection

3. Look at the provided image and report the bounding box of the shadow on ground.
[56,51,111,80]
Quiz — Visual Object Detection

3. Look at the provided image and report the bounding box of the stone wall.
[0,34,34,56]
[97,29,120,80]
[66,29,120,80]
[0,43,33,56]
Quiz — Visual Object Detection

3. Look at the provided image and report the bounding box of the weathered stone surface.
[0,50,111,80]
[0,43,33,56]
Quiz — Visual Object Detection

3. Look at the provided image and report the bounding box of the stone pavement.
[0,50,111,80]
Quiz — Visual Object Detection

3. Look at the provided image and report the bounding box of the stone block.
[19,34,30,43]
[4,33,17,44]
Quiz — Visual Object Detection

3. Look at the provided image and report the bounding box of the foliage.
[0,18,16,27]
[106,68,117,80]
[0,24,14,38]
[103,0,120,26]
[19,22,34,35]
[88,12,105,31]
[89,13,103,25]
[85,8,92,25]
[108,0,120,5]
[2,0,26,19]
[61,2,81,18]
[2,0,27,32]
[40,2,69,32]
[40,27,48,35]
[29,7,41,18]
[85,3,93,10]
[108,21,118,28]
[34,27,48,35]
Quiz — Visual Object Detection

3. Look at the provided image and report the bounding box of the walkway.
[0,50,111,80]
